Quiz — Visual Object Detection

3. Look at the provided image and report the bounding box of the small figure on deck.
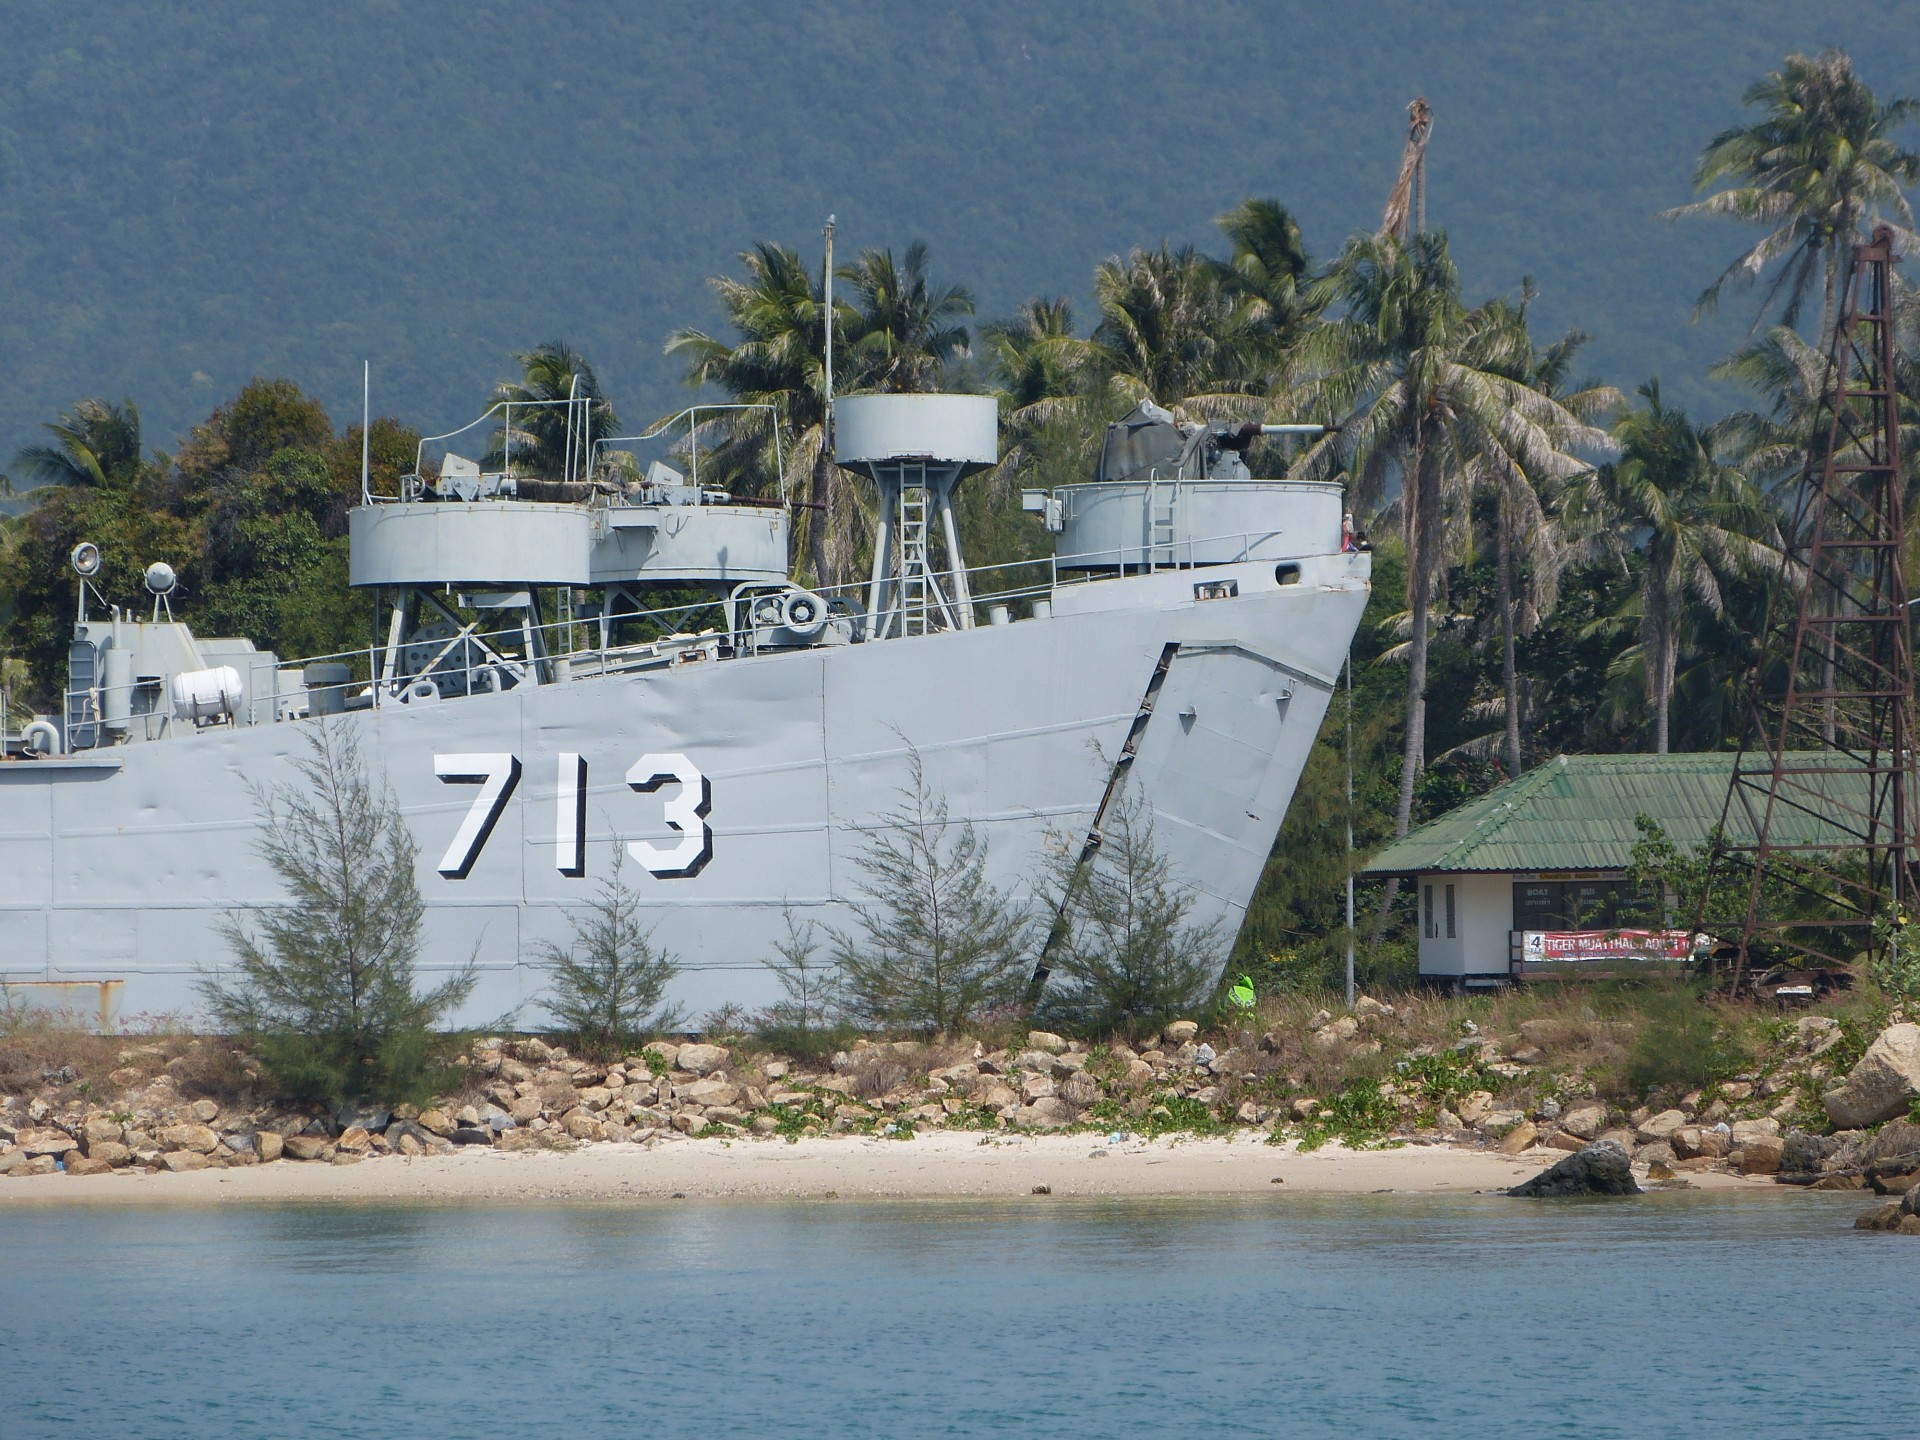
[1341,512,1357,553]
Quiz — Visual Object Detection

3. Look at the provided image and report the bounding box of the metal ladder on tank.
[1145,467,1182,572]
[898,477,931,634]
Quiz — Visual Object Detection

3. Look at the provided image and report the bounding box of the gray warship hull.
[0,552,1368,1025]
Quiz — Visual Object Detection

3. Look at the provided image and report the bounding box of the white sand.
[0,1133,1773,1206]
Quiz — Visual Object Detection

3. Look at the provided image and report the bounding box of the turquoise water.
[3,1191,1914,1437]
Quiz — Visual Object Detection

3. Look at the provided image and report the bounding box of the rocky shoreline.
[4,1008,1918,1224]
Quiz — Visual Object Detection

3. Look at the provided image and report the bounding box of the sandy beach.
[0,1132,1776,1206]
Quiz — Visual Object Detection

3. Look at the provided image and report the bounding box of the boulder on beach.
[1507,1139,1642,1198]
[1823,1023,1920,1129]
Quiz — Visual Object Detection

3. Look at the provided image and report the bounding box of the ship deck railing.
[370,403,788,506]
[56,525,1317,744]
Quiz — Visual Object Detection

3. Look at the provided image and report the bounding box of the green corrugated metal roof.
[1363,752,1876,875]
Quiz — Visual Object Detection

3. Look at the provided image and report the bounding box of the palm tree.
[1090,243,1258,408]
[1560,383,1784,753]
[842,241,974,394]
[488,342,617,481]
[983,297,1087,418]
[1665,49,1920,338]
[6,397,148,495]
[1214,198,1320,381]
[1296,232,1607,935]
[667,242,844,586]
[1475,297,1620,775]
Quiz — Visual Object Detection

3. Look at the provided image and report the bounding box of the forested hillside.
[1,1,1916,466]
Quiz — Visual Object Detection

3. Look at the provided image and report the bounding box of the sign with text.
[1520,929,1694,963]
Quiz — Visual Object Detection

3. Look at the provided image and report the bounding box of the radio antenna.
[361,362,372,504]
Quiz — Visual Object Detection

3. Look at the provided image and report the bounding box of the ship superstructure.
[1,392,1368,1025]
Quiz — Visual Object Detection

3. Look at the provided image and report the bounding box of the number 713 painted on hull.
[433,752,713,882]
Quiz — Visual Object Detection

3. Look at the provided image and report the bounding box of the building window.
[1445,883,1457,939]
[1423,884,1435,939]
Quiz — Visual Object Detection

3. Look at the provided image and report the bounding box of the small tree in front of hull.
[1040,788,1221,1038]
[537,849,682,1056]
[831,750,1032,1035]
[201,723,476,1105]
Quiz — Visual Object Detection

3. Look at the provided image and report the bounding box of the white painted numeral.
[556,752,586,877]
[626,752,713,878]
[433,753,522,879]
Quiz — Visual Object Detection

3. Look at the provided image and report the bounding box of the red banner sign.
[1519,929,1693,963]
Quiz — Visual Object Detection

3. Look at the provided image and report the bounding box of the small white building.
[1363,752,1862,990]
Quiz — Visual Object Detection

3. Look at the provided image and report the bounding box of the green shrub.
[538,851,682,1058]
[1613,984,1748,1099]
[1285,1076,1401,1151]
[830,750,1032,1035]
[201,724,477,1107]
[1037,790,1220,1038]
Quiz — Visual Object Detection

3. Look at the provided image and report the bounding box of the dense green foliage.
[0,379,416,700]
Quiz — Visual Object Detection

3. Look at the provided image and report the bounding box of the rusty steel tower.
[1710,226,1920,988]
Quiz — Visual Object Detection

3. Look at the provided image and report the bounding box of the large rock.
[88,1141,133,1169]
[1309,1015,1360,1049]
[1496,1121,1539,1154]
[1738,1136,1786,1175]
[82,1116,125,1148]
[675,1044,729,1077]
[415,1108,455,1137]
[64,1155,113,1177]
[21,1132,78,1159]
[1026,1031,1069,1055]
[1019,1074,1056,1101]
[1633,1109,1688,1143]
[1559,1102,1608,1141]
[160,1150,210,1173]
[1014,1097,1073,1130]
[256,1132,284,1163]
[1671,1125,1731,1160]
[1508,1140,1642,1198]
[157,1124,221,1154]
[282,1134,331,1161]
[1824,1023,1920,1128]
[1163,1020,1200,1044]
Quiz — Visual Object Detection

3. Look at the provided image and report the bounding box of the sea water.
[3,1191,1915,1437]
